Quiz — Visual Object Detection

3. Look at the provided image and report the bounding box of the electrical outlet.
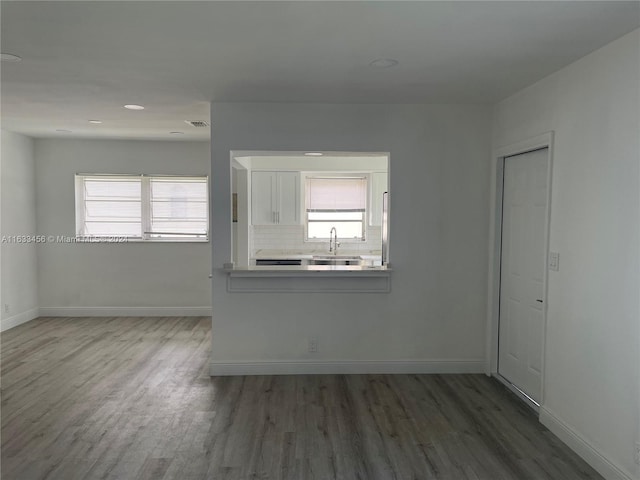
[635,441,640,465]
[3,304,9,314]
[549,251,560,271]
[308,337,318,353]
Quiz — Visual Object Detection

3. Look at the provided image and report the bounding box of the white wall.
[492,29,640,480]
[211,103,491,373]
[1,130,39,330]
[35,139,212,315]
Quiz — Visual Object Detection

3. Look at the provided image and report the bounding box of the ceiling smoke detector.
[184,120,210,128]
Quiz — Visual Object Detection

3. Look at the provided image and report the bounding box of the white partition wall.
[210,103,492,375]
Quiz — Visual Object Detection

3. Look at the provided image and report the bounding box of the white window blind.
[75,174,209,242]
[305,177,367,240]
[306,177,367,211]
[79,176,142,237]
[148,177,208,239]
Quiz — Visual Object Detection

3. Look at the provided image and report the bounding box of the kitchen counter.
[223,263,391,293]
[251,250,383,266]
[226,264,390,275]
[254,249,381,257]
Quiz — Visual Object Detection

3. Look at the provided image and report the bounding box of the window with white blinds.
[78,176,142,238]
[75,175,209,242]
[305,176,367,241]
[148,177,208,239]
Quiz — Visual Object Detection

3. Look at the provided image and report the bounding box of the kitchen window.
[75,174,208,241]
[305,176,367,241]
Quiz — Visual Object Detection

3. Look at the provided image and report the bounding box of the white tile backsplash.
[251,225,381,256]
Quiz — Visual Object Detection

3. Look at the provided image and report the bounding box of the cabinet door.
[369,172,387,226]
[277,172,300,225]
[251,171,277,225]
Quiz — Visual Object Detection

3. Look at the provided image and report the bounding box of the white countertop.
[224,263,391,292]
[229,264,389,271]
[225,264,391,277]
[254,249,382,259]
[232,250,387,276]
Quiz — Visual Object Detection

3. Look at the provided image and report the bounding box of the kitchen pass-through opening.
[229,151,390,269]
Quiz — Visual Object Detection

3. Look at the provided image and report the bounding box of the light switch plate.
[549,252,559,271]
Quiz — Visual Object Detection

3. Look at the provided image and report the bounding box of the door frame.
[486,132,554,410]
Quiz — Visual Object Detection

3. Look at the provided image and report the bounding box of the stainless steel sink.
[307,255,364,266]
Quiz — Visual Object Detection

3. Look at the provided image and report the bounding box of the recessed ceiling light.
[304,152,324,156]
[88,120,102,124]
[124,104,145,110]
[56,129,72,133]
[369,58,399,68]
[170,131,184,135]
[1,53,22,62]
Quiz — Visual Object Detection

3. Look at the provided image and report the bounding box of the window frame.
[303,174,368,243]
[75,174,209,243]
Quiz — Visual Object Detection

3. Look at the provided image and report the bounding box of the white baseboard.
[209,359,485,376]
[540,406,637,480]
[1,307,40,331]
[39,306,212,317]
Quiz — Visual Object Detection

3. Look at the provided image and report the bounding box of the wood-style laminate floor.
[1,317,602,480]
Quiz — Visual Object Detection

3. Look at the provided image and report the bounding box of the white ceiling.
[2,1,638,140]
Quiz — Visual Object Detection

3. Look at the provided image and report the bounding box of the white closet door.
[498,148,548,404]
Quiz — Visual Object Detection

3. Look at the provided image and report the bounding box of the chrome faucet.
[329,227,340,255]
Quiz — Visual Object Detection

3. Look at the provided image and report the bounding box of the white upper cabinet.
[251,171,276,225]
[369,172,387,226]
[251,171,300,225]
[276,172,299,225]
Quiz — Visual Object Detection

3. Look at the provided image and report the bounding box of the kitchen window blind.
[305,177,367,240]
[306,177,367,212]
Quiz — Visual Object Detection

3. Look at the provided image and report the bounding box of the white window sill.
[72,236,209,244]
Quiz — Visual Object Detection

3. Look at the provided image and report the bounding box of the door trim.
[486,132,554,408]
